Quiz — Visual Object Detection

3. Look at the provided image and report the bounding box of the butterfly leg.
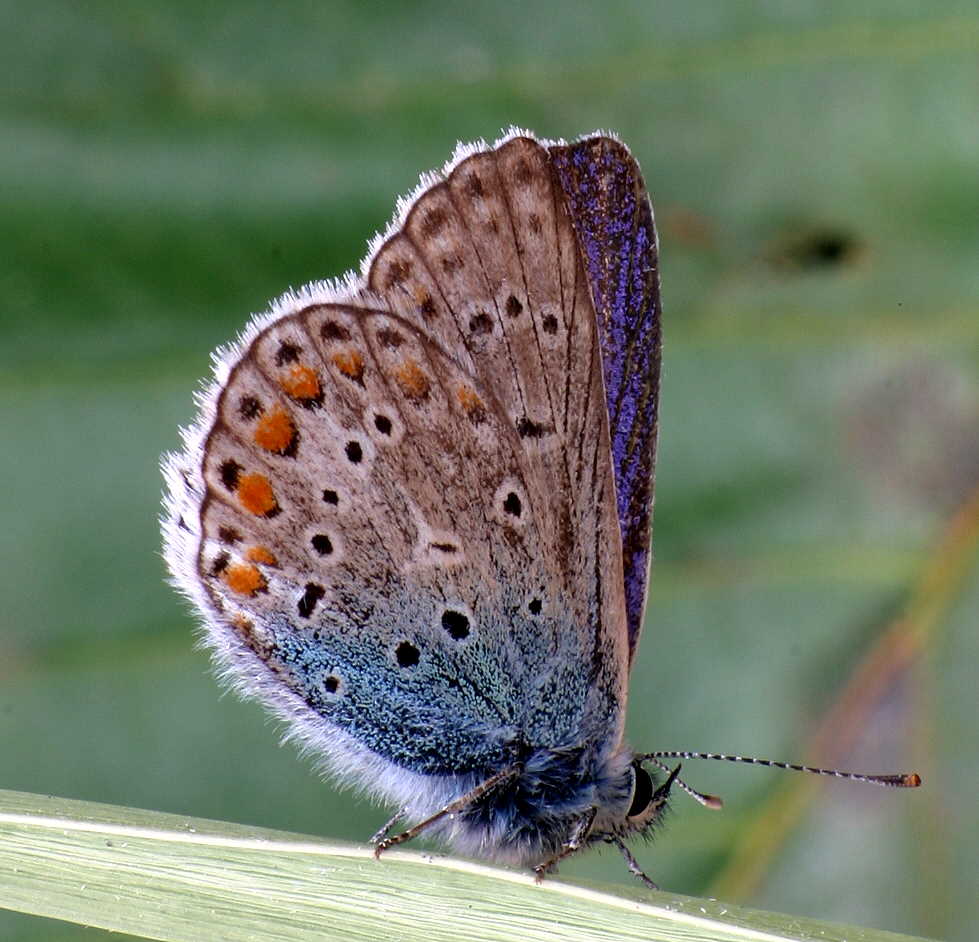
[533,806,598,883]
[606,836,658,890]
[373,764,521,858]
[598,762,678,889]
[369,807,407,845]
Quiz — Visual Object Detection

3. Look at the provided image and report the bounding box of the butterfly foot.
[637,872,659,891]
[609,836,660,890]
[370,808,405,846]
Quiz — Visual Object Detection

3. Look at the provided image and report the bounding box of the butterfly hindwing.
[193,296,626,780]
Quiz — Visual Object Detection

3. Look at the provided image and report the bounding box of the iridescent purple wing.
[549,137,662,663]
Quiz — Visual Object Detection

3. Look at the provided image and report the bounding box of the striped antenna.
[646,757,723,809]
[641,751,921,789]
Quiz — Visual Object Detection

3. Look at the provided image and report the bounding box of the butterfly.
[162,129,917,888]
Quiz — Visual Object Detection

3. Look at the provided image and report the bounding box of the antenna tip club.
[903,773,922,788]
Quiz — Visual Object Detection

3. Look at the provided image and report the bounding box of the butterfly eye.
[627,764,654,818]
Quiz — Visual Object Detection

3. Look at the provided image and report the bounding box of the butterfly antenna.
[646,756,724,809]
[642,751,921,789]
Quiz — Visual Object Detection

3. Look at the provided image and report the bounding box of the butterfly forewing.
[366,136,631,683]
[550,137,661,663]
[369,135,659,665]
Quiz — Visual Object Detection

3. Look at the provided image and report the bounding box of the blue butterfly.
[163,130,918,887]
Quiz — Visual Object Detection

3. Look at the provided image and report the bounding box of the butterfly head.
[588,756,676,845]
[628,758,674,825]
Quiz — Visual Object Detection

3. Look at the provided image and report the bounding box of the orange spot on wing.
[245,545,278,566]
[394,357,431,400]
[457,385,483,412]
[223,562,266,596]
[253,406,296,454]
[331,348,365,382]
[457,384,487,423]
[280,364,321,402]
[237,473,278,516]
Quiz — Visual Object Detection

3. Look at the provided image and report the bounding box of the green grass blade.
[0,790,931,942]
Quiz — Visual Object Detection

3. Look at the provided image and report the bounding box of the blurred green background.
[2,2,977,939]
